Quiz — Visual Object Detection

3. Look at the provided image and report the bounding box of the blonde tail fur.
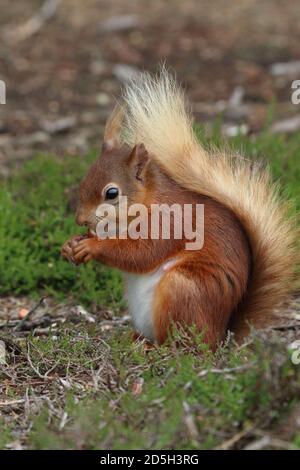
[118,68,298,340]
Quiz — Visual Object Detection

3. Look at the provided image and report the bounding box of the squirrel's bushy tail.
[119,67,298,339]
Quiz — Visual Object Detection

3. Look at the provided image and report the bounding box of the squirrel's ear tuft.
[128,144,150,182]
[102,104,124,151]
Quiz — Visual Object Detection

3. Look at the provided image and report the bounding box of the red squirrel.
[61,69,297,349]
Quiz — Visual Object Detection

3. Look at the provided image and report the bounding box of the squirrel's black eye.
[105,187,119,200]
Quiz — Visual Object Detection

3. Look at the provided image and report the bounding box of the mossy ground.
[0,129,300,449]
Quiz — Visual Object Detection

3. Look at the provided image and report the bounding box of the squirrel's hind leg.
[152,263,236,350]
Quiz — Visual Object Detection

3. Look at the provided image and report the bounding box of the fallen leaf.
[19,308,29,319]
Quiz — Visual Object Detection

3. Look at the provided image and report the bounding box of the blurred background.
[1,2,300,450]
[1,0,300,173]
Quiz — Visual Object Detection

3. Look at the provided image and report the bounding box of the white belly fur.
[124,268,164,342]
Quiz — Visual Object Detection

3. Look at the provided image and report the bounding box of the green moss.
[0,130,299,307]
[28,331,300,450]
[0,152,123,309]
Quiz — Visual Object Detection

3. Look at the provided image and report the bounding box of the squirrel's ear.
[128,144,150,182]
[102,104,124,152]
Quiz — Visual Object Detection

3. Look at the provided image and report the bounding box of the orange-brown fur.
[62,143,251,349]
[61,69,297,349]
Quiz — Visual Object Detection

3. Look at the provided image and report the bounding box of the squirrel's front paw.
[61,235,86,264]
[73,238,99,264]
